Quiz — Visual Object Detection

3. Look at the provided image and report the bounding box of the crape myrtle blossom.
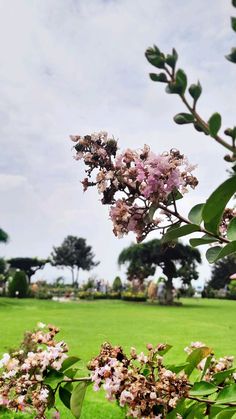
[0,324,68,419]
[71,131,198,241]
[88,341,189,418]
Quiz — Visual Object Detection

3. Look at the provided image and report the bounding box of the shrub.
[8,270,28,298]
[112,276,123,292]
[122,291,147,302]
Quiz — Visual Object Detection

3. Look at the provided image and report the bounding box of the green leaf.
[61,356,80,372]
[149,72,168,83]
[64,368,78,379]
[216,383,236,404]
[201,355,213,380]
[166,48,178,70]
[174,113,195,125]
[202,175,236,234]
[176,69,187,94]
[44,370,64,387]
[185,346,212,376]
[213,368,236,385]
[231,17,236,31]
[206,242,236,263]
[233,0,236,7]
[188,203,205,225]
[145,46,165,68]
[206,246,222,263]
[59,385,72,409]
[189,81,202,103]
[165,362,189,373]
[162,224,200,243]
[213,408,236,418]
[208,113,222,137]
[189,381,218,396]
[189,235,217,247]
[70,382,88,418]
[157,344,172,355]
[226,48,236,63]
[227,218,236,241]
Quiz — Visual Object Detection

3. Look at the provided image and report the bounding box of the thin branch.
[158,203,230,244]
[188,395,236,407]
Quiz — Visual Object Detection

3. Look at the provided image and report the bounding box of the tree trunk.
[74,267,79,289]
[71,268,75,287]
[165,277,174,305]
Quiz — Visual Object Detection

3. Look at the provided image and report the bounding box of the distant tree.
[208,255,236,290]
[0,228,8,243]
[118,239,201,304]
[112,276,123,292]
[8,270,28,298]
[0,258,7,275]
[8,257,48,284]
[50,236,99,288]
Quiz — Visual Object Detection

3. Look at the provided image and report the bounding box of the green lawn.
[0,297,235,418]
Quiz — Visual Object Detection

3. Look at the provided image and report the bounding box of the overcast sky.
[0,0,235,286]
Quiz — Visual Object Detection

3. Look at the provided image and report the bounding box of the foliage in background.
[8,257,48,284]
[118,240,201,304]
[50,236,99,288]
[8,270,28,298]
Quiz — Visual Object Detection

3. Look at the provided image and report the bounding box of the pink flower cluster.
[88,342,189,418]
[71,132,198,241]
[0,323,68,418]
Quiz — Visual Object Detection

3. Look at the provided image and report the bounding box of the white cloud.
[0,0,235,285]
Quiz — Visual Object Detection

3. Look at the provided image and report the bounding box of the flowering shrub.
[1,325,236,418]
[71,132,197,242]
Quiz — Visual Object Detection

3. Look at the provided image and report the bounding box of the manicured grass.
[0,297,235,418]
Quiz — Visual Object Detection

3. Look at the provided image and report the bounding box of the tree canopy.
[118,239,201,303]
[208,255,236,290]
[50,236,99,287]
[8,257,48,283]
[0,228,8,243]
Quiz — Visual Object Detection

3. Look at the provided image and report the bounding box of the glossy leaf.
[202,175,236,234]
[216,383,236,404]
[162,224,200,243]
[213,408,236,418]
[189,235,216,247]
[206,242,236,263]
[44,370,64,387]
[174,113,195,125]
[166,48,178,69]
[231,17,236,31]
[208,113,221,137]
[166,362,189,373]
[61,356,80,372]
[227,218,236,241]
[59,385,72,409]
[189,381,217,396]
[149,72,168,83]
[189,81,202,103]
[70,382,88,418]
[213,368,236,385]
[175,69,187,94]
[185,346,212,376]
[188,203,204,225]
[145,46,165,68]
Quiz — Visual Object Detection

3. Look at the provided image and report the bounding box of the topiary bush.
[8,269,28,298]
